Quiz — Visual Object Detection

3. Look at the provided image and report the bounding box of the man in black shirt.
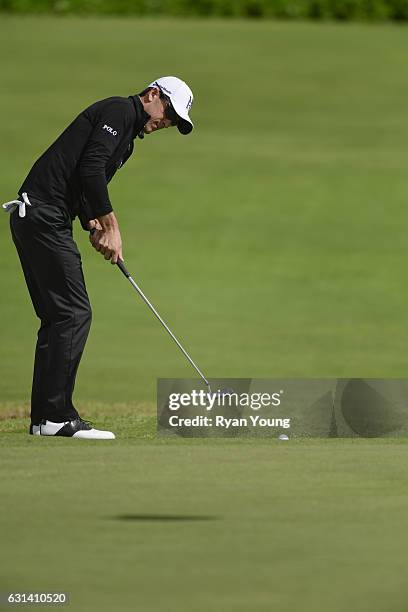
[3,76,194,439]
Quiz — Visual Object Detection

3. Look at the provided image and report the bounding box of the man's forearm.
[97,211,118,231]
[80,174,113,219]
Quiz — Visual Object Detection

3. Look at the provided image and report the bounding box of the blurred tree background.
[0,0,408,22]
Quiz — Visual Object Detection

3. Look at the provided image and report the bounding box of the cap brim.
[172,100,193,135]
[177,118,193,135]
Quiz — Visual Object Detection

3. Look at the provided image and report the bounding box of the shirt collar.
[129,95,150,139]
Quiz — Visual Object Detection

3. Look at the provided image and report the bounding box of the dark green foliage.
[388,0,408,18]
[0,0,406,20]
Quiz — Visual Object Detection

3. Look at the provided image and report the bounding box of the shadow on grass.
[111,514,220,522]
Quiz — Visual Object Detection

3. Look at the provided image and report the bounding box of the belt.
[2,192,32,218]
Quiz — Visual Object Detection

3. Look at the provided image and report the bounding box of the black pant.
[10,202,92,424]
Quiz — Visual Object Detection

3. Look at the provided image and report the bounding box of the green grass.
[2,405,408,612]
[2,15,408,612]
[2,18,408,404]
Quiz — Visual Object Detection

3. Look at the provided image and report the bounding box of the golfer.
[3,76,194,440]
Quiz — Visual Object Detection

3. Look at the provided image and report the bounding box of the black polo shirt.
[19,95,150,227]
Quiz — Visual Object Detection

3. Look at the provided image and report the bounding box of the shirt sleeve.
[80,175,113,219]
[79,100,130,218]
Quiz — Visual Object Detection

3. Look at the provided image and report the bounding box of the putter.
[116,259,212,395]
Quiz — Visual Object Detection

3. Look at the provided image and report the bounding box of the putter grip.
[117,259,130,278]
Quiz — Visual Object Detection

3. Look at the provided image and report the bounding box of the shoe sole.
[30,426,115,439]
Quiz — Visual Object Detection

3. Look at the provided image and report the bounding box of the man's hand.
[87,219,102,232]
[89,212,123,264]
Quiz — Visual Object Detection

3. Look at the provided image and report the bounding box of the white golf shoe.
[29,417,115,439]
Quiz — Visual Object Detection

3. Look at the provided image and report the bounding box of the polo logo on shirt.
[103,124,118,136]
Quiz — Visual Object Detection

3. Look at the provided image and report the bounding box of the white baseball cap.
[148,76,194,135]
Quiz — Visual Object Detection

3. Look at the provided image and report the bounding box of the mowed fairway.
[3,418,408,612]
[1,16,408,612]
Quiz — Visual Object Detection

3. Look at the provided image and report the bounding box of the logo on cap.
[154,81,172,95]
[186,96,192,112]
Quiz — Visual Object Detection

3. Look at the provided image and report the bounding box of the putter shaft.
[117,259,211,393]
